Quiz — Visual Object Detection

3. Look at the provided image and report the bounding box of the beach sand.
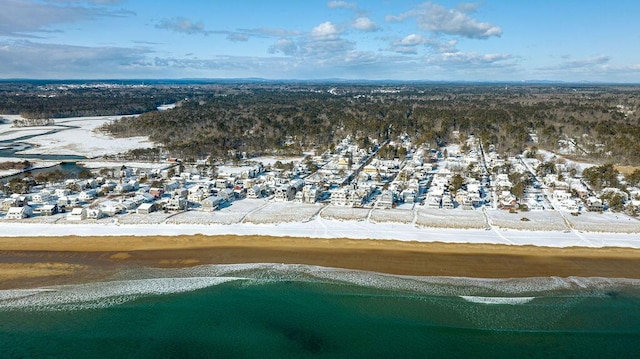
[2,235,640,289]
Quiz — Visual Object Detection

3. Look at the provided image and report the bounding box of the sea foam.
[460,296,536,305]
[0,277,243,311]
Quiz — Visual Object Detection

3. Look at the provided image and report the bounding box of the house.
[202,196,222,211]
[149,187,165,199]
[31,192,51,204]
[100,201,126,216]
[55,188,70,197]
[218,188,235,203]
[442,195,455,209]
[137,202,156,214]
[78,189,97,201]
[330,188,351,206]
[87,208,106,219]
[188,189,207,203]
[586,196,604,212]
[246,185,263,199]
[40,204,58,216]
[376,190,395,209]
[5,206,32,220]
[273,186,295,202]
[114,182,133,194]
[66,207,87,221]
[498,191,518,210]
[165,196,187,211]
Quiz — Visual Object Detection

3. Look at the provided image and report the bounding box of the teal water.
[1,264,639,358]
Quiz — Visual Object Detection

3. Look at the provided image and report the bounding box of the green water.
[1,266,639,358]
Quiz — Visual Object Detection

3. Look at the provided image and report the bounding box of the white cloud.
[268,38,298,56]
[388,34,458,55]
[155,17,208,35]
[0,40,151,78]
[311,22,342,40]
[386,2,502,39]
[352,17,379,32]
[426,51,514,67]
[226,33,249,42]
[559,55,611,69]
[399,34,427,46]
[327,1,357,10]
[0,0,132,37]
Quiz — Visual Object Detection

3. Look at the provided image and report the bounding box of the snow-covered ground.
[487,209,569,231]
[415,208,486,229]
[243,202,322,224]
[566,211,640,233]
[321,206,370,221]
[2,201,639,248]
[369,208,414,224]
[2,212,639,249]
[0,115,153,157]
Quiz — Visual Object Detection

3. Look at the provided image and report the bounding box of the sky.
[1,0,639,82]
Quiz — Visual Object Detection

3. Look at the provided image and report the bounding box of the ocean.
[1,264,639,358]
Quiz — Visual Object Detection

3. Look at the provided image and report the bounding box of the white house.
[202,196,222,211]
[79,189,97,201]
[137,202,156,214]
[67,207,87,221]
[5,206,33,220]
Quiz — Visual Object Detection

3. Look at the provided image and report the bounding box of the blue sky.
[1,0,639,81]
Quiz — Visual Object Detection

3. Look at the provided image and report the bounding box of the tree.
[449,174,465,194]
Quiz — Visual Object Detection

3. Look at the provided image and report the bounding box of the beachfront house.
[5,206,33,220]
[67,207,87,221]
[136,202,157,214]
[202,196,222,211]
[40,204,59,216]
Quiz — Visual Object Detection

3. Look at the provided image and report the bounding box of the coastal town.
[1,117,639,235]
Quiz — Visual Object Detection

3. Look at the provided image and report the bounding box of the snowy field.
[369,208,414,224]
[415,208,487,229]
[487,209,569,231]
[168,199,268,225]
[2,213,639,249]
[320,206,370,221]
[243,202,322,224]
[566,211,640,233]
[0,115,153,157]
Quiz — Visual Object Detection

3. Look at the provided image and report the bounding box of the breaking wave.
[460,296,535,305]
[2,263,639,311]
[0,277,243,311]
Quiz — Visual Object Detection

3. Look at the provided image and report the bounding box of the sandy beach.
[2,234,640,289]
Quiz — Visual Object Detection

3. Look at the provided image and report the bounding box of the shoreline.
[2,234,640,290]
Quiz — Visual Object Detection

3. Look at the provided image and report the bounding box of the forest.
[2,81,640,165]
[101,83,640,165]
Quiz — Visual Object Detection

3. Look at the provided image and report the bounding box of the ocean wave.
[0,277,243,311]
[2,263,639,311]
[120,263,640,298]
[460,296,536,305]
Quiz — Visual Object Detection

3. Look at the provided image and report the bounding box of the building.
[40,204,59,216]
[202,196,222,211]
[5,206,32,220]
[67,207,87,221]
[136,202,157,214]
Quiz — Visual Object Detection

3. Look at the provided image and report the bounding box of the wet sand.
[2,235,640,289]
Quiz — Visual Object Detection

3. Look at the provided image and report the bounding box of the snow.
[487,209,568,231]
[243,202,322,224]
[321,206,370,221]
[415,208,486,229]
[369,208,414,224]
[8,115,153,157]
[566,211,640,233]
[2,205,639,249]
